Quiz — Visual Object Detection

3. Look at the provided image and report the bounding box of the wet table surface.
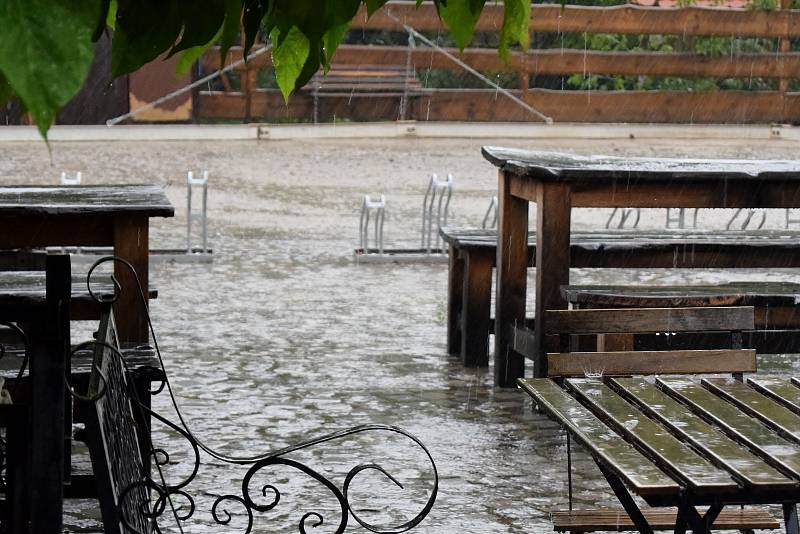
[0,184,174,343]
[520,375,800,531]
[483,147,800,386]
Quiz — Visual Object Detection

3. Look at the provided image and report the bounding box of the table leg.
[784,503,799,534]
[30,254,70,533]
[446,245,464,356]
[495,171,529,387]
[113,215,149,344]
[462,249,492,367]
[533,182,571,378]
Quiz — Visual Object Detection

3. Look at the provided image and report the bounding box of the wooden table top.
[0,185,174,217]
[482,146,800,182]
[520,375,800,507]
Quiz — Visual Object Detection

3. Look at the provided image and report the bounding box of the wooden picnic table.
[0,185,174,343]
[520,375,800,533]
[483,147,800,387]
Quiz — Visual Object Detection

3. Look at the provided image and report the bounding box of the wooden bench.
[306,64,428,98]
[563,282,800,354]
[518,305,791,533]
[441,227,800,366]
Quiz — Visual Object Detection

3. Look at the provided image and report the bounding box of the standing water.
[1,135,799,532]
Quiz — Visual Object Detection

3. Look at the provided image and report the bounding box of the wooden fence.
[196,0,800,123]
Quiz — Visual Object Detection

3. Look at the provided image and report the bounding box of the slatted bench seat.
[306,64,429,98]
[0,271,158,320]
[517,305,799,533]
[441,226,800,366]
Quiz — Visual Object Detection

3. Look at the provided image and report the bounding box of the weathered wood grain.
[544,307,754,335]
[547,349,756,377]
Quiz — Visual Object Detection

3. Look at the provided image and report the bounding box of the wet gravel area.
[2,134,800,532]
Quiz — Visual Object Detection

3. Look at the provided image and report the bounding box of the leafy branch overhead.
[0,0,532,137]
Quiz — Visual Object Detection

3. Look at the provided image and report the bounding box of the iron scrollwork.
[79,256,438,533]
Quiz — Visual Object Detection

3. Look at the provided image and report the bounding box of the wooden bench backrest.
[544,306,756,378]
[84,310,150,534]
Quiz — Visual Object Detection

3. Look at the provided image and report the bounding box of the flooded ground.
[3,134,800,533]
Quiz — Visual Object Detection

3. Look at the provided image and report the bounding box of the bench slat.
[611,377,796,490]
[703,378,800,445]
[658,377,800,480]
[551,508,779,532]
[544,307,754,335]
[518,378,679,499]
[547,349,756,378]
[566,379,739,495]
[748,376,800,416]
[563,283,800,309]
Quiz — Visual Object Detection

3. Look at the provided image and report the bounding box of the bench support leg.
[596,461,654,534]
[447,246,464,356]
[784,503,799,534]
[495,171,529,386]
[462,250,492,367]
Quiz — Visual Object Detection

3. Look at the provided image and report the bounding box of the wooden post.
[243,62,257,123]
[30,254,71,533]
[446,245,464,356]
[462,249,493,367]
[533,182,572,378]
[495,171,529,387]
[113,215,149,344]
[779,0,791,121]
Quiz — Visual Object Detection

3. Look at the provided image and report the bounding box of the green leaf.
[0,0,100,137]
[112,0,183,76]
[499,0,530,61]
[321,0,360,68]
[92,0,112,41]
[271,25,310,101]
[176,26,223,75]
[366,0,390,16]
[106,0,117,29]
[242,0,270,58]
[438,0,486,50]
[219,0,242,63]
[0,70,13,105]
[171,0,226,55]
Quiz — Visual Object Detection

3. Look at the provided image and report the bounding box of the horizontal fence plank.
[549,349,756,376]
[355,2,800,39]
[544,307,755,335]
[202,45,800,79]
[197,89,800,123]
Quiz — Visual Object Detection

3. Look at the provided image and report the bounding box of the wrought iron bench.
[441,226,800,367]
[74,257,438,533]
[518,305,797,533]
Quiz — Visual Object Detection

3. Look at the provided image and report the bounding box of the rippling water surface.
[3,135,800,532]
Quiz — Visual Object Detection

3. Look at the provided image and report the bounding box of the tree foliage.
[0,0,532,137]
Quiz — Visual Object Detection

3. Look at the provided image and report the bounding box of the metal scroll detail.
[81,256,438,534]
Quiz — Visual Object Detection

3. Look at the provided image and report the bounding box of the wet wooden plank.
[518,378,680,498]
[544,307,754,335]
[703,377,800,444]
[658,377,800,480]
[481,147,800,183]
[0,185,174,217]
[547,349,756,377]
[748,376,800,416]
[551,508,780,532]
[566,378,739,495]
[611,377,796,491]
[563,282,800,308]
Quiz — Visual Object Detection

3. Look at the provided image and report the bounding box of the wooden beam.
[203,45,800,79]
[544,306,755,335]
[354,2,800,39]
[547,349,757,377]
[198,88,800,123]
